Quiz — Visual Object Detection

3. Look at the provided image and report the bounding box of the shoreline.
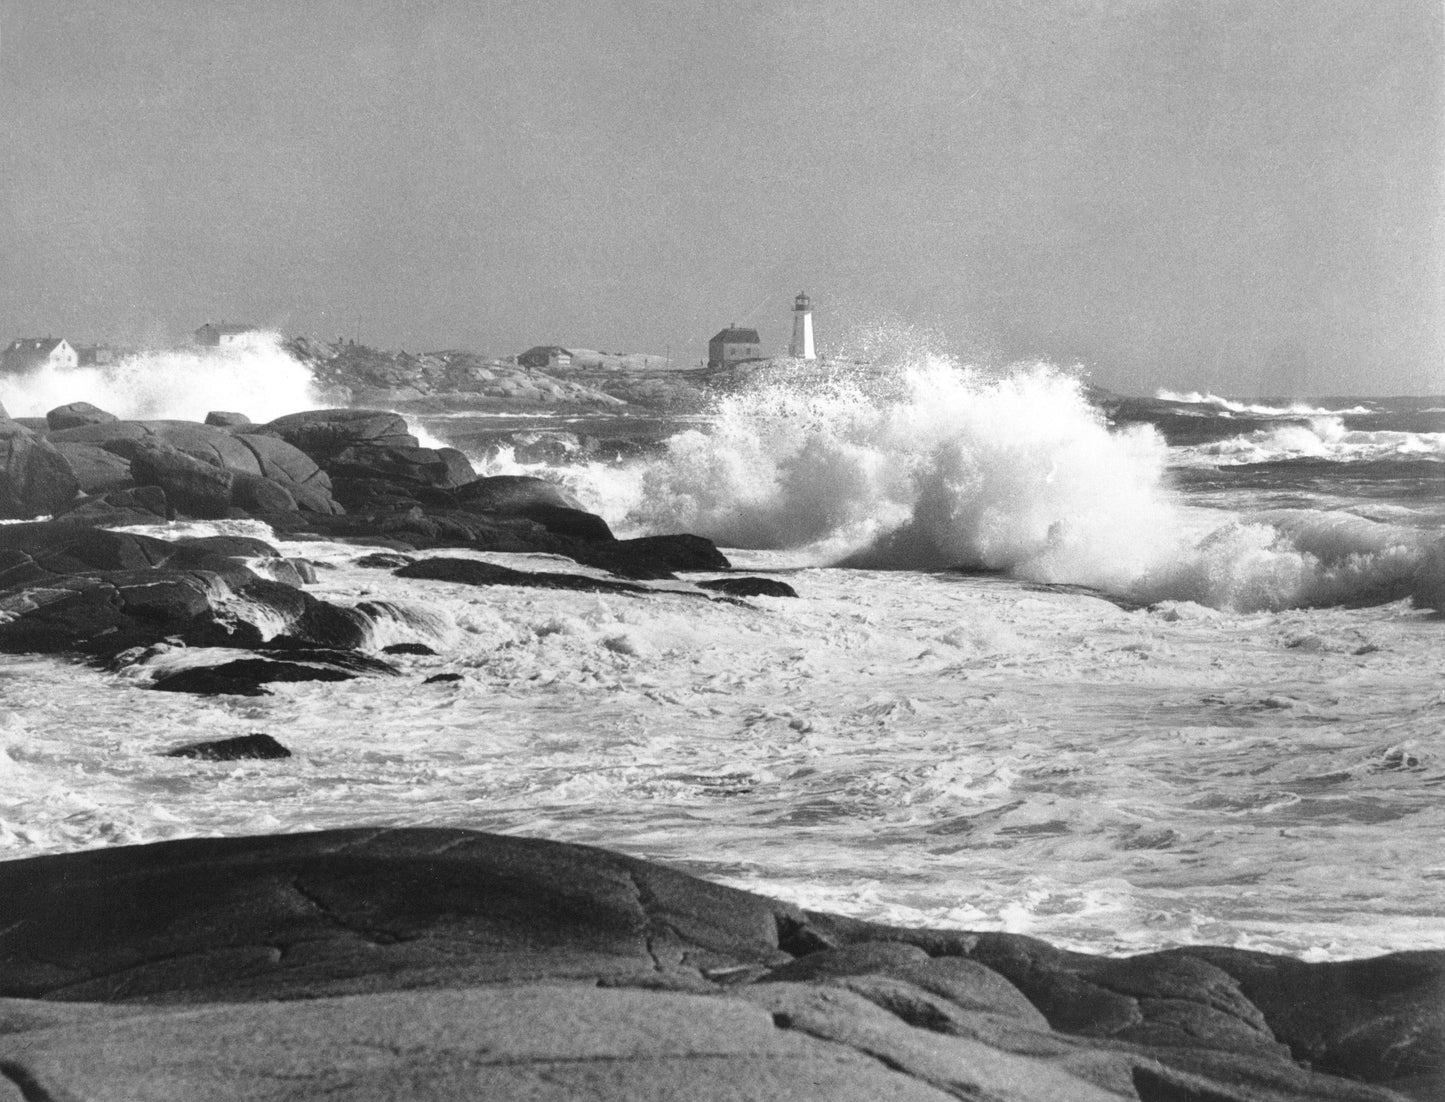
[0,826,1437,1101]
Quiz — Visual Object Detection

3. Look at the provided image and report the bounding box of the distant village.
[0,294,820,378]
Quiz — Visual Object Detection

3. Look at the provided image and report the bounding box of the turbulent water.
[1,338,1442,961]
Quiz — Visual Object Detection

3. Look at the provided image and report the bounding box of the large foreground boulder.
[0,828,1434,1101]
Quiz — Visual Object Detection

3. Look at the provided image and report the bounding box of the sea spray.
[580,353,1442,612]
[0,332,320,423]
[619,356,1181,589]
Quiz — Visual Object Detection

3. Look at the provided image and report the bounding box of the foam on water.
[0,332,321,422]
[1154,389,1374,418]
[1172,415,1445,466]
[1,535,1439,959]
[553,355,1442,613]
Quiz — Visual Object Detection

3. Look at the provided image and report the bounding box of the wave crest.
[609,356,1442,613]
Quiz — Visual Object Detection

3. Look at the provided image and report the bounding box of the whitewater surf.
[0,336,1440,963]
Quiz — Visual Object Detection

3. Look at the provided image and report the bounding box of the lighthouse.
[789,292,816,360]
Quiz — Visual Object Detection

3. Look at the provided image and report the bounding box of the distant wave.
[1154,389,1374,418]
[1171,416,1445,467]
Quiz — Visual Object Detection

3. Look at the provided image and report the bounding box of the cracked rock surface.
[0,828,1438,1101]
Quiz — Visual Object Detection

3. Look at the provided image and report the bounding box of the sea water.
[0,338,1441,961]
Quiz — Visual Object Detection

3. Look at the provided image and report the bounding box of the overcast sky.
[1,0,1440,394]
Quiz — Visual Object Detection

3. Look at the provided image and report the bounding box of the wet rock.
[232,433,341,514]
[396,556,651,595]
[568,533,731,579]
[423,672,463,684]
[0,422,79,518]
[699,576,798,598]
[519,503,615,542]
[383,642,436,655]
[355,551,415,569]
[150,659,359,694]
[204,411,251,427]
[49,440,133,494]
[453,474,585,513]
[126,439,234,518]
[45,402,118,432]
[57,485,170,525]
[287,557,319,583]
[258,408,418,462]
[0,570,221,656]
[327,444,475,496]
[45,420,341,516]
[230,471,300,514]
[164,733,292,760]
[0,528,370,658]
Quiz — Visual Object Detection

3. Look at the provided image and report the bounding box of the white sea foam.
[554,356,1443,612]
[1154,390,1373,417]
[2,539,1440,959]
[1173,416,1445,466]
[0,332,320,423]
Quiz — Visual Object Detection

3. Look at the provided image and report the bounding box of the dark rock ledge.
[0,828,1437,1101]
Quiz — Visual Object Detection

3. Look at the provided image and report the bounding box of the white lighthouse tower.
[788,291,816,360]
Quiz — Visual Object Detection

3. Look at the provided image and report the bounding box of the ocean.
[1,341,1441,964]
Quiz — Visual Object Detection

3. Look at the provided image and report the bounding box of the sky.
[1,0,1440,395]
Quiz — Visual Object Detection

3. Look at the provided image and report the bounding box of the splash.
[0,332,321,423]
[624,355,1177,590]
[607,352,1442,612]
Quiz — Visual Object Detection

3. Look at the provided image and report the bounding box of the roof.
[709,328,760,344]
[5,337,66,355]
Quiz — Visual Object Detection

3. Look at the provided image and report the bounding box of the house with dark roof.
[2,337,77,374]
[707,326,762,369]
[195,322,258,347]
[516,346,573,370]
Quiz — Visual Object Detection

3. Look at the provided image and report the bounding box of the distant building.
[707,325,762,369]
[195,322,258,347]
[516,346,574,370]
[75,344,119,366]
[2,337,77,373]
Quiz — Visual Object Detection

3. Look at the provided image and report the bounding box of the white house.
[2,337,78,373]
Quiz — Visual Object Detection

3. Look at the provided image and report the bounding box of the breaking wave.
[0,332,321,423]
[1154,390,1374,418]
[1172,417,1445,467]
[587,356,1443,613]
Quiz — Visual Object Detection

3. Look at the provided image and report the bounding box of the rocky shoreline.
[0,401,752,685]
[1,399,1441,1100]
[0,828,1439,1101]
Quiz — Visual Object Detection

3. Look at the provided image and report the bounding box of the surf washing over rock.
[0,332,1441,982]
[541,354,1443,615]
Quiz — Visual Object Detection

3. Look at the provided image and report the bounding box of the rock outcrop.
[0,827,1434,1101]
[0,420,79,518]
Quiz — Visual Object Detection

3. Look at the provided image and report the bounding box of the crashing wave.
[558,355,1443,613]
[0,332,321,423]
